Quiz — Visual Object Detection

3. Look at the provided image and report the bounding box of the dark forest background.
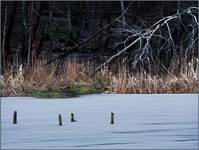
[1,1,198,74]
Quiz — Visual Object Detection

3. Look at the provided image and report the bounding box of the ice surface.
[1,94,198,149]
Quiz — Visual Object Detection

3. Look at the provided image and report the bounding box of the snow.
[1,94,198,149]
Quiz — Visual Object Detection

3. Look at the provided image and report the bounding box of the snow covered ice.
[1,94,198,149]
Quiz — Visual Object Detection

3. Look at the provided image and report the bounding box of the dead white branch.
[94,7,198,74]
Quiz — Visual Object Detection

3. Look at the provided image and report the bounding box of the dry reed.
[1,59,198,97]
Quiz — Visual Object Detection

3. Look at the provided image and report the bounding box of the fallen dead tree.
[94,7,198,75]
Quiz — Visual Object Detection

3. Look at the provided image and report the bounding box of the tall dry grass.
[110,72,197,94]
[1,58,198,97]
[110,57,198,94]
[1,59,94,96]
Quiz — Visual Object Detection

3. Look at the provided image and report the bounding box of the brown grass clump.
[1,59,198,97]
[110,59,198,94]
[110,73,197,94]
[1,59,95,97]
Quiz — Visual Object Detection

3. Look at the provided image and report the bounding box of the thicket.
[1,1,198,96]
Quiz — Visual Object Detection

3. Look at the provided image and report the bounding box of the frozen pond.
[1,94,198,149]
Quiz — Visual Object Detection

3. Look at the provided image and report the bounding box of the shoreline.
[1,92,198,99]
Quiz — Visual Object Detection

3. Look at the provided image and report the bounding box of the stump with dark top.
[13,111,17,124]
[71,113,76,122]
[111,112,114,124]
[58,114,63,126]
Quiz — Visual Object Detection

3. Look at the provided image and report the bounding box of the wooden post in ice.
[58,114,62,126]
[71,113,76,122]
[111,112,114,124]
[13,111,17,124]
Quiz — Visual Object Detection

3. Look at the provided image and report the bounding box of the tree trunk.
[32,2,45,59]
[67,2,72,34]
[97,3,104,53]
[120,1,126,28]
[27,1,33,65]
[1,3,8,71]
[20,1,28,65]
[37,2,53,57]
[2,2,18,70]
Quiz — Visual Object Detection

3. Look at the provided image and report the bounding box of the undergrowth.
[1,58,198,97]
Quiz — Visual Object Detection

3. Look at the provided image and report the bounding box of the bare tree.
[2,2,18,69]
[27,1,33,65]
[37,2,54,58]
[67,2,72,34]
[120,1,126,28]
[94,7,199,74]
[1,3,8,70]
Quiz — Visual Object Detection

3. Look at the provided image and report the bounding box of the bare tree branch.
[93,7,198,74]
